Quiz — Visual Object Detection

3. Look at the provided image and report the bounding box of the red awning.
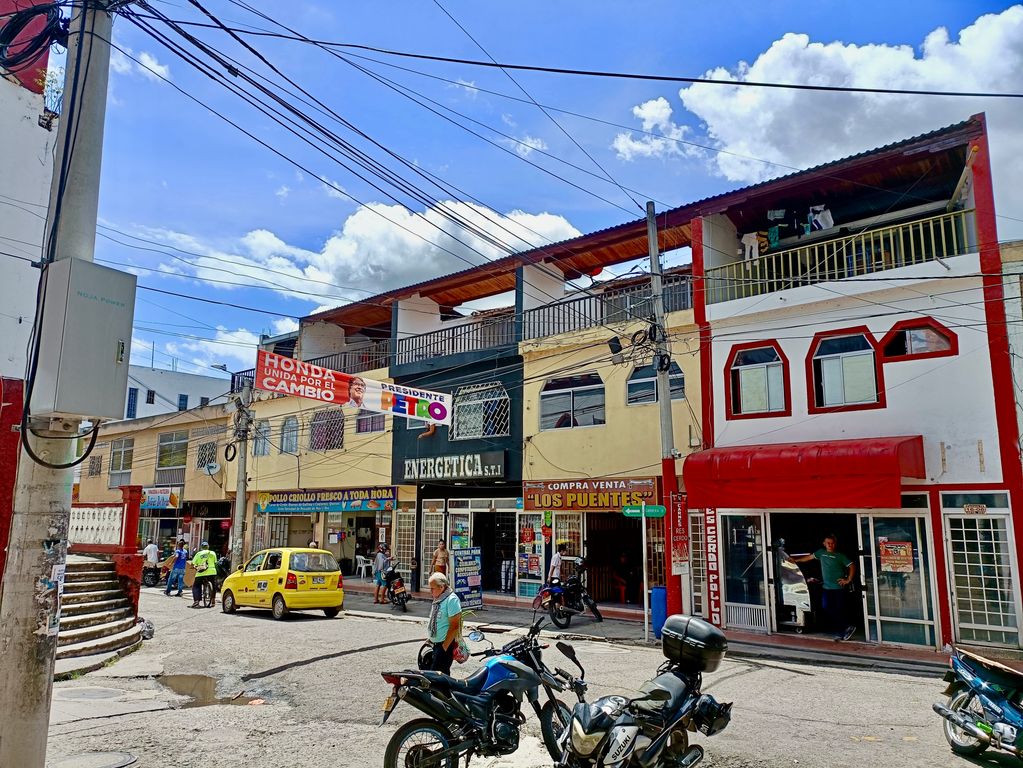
[682,436,926,510]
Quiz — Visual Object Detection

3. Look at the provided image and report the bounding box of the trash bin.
[651,586,667,639]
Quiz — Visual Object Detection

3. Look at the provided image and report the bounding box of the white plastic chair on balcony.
[355,555,372,580]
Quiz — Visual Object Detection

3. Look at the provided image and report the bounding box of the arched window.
[280,416,299,454]
[808,329,885,412]
[881,318,957,362]
[725,341,790,419]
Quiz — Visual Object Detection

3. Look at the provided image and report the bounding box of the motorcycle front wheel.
[943,689,989,757]
[384,718,458,768]
[142,570,159,587]
[540,699,572,761]
[549,599,572,629]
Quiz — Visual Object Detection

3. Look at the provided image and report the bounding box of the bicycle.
[201,576,217,608]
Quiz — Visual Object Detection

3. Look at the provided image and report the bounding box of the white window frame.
[195,441,218,470]
[108,437,133,488]
[539,373,605,430]
[253,419,271,456]
[731,347,785,415]
[155,429,189,484]
[451,382,511,440]
[356,409,385,434]
[812,335,877,407]
[280,416,299,454]
[627,362,685,406]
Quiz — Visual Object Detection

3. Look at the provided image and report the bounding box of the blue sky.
[87,0,1023,377]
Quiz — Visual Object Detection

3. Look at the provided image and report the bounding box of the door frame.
[719,511,770,633]
[857,508,940,649]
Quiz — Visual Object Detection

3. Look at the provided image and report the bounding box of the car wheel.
[323,607,340,618]
[222,590,237,614]
[272,594,289,620]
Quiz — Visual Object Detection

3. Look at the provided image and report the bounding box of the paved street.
[43,587,973,768]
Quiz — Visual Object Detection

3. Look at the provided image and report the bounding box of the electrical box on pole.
[32,259,136,420]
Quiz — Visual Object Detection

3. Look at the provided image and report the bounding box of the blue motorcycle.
[933,646,1023,759]
[380,629,543,767]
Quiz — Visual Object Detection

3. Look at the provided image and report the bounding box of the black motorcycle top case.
[661,615,727,673]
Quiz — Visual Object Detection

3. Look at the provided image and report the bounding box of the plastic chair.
[355,555,372,579]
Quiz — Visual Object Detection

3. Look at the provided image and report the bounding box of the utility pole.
[646,201,686,618]
[0,3,114,766]
[230,380,253,569]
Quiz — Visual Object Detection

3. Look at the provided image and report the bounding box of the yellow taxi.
[220,548,344,620]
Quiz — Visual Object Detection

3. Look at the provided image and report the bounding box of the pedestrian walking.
[426,572,462,675]
[373,544,391,604]
[164,539,187,597]
[793,534,857,640]
[190,540,218,608]
[142,539,159,565]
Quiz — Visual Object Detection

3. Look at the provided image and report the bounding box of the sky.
[73,0,1023,380]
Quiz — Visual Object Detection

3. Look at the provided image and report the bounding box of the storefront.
[521,478,662,604]
[402,449,521,595]
[251,487,398,572]
[182,500,233,557]
[136,486,184,555]
[683,436,1023,650]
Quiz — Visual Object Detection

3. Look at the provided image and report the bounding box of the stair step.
[60,607,133,630]
[64,567,116,583]
[65,560,116,573]
[64,578,120,594]
[56,624,143,660]
[58,615,138,646]
[62,589,123,605]
[61,597,130,616]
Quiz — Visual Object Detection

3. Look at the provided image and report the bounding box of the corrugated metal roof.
[305,114,983,330]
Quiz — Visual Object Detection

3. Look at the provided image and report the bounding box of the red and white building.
[681,113,1022,651]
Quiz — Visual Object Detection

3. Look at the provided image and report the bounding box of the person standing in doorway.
[373,544,391,604]
[427,572,462,675]
[190,540,218,609]
[431,539,450,575]
[549,543,567,582]
[165,539,187,597]
[793,534,857,640]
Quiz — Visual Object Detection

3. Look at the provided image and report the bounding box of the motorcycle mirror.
[467,630,485,643]
[556,641,578,661]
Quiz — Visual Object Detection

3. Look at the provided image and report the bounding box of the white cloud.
[275,185,291,201]
[450,78,479,98]
[126,201,580,308]
[513,135,548,158]
[272,318,299,335]
[319,176,348,200]
[501,114,517,128]
[612,97,701,161]
[165,326,261,370]
[670,7,1023,236]
[109,45,171,82]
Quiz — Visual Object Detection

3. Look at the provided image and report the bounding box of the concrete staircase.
[56,557,142,678]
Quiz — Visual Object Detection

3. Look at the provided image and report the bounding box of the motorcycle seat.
[420,666,490,696]
[959,648,1023,692]
[634,672,689,717]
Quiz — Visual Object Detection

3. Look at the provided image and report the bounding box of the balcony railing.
[521,275,692,341]
[231,340,391,392]
[396,314,516,365]
[704,208,975,305]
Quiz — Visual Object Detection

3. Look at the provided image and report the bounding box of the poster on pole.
[453,547,483,610]
[254,349,451,425]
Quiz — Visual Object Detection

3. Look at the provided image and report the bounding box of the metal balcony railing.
[395,314,516,365]
[231,340,391,392]
[704,208,976,305]
[520,275,692,341]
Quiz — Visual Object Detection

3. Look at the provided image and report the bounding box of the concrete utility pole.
[646,201,686,618]
[0,4,114,766]
[230,380,253,569]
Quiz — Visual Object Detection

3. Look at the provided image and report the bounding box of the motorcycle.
[535,556,603,629]
[380,627,545,767]
[416,617,589,760]
[141,562,163,588]
[557,614,732,768]
[933,645,1023,759]
[383,561,410,612]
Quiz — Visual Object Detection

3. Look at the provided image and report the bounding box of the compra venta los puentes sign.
[255,349,452,425]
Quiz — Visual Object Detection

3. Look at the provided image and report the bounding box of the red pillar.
[119,485,142,554]
[662,459,684,616]
[0,379,24,585]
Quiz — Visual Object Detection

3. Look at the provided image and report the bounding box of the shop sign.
[878,540,914,573]
[705,510,722,626]
[670,493,690,577]
[519,553,543,579]
[963,503,987,515]
[402,451,505,482]
[255,349,452,425]
[256,487,396,515]
[523,478,656,511]
[453,547,483,610]
[623,504,666,518]
[141,487,181,510]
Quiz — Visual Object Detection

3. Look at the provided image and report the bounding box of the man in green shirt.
[794,534,857,641]
[190,541,218,608]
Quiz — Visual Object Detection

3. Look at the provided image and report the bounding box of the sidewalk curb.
[725,641,947,678]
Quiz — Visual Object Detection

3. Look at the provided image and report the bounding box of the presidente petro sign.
[254,350,452,425]
[402,451,505,482]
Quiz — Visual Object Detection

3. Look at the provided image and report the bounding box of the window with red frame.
[730,346,786,415]
[811,334,878,408]
[882,324,954,359]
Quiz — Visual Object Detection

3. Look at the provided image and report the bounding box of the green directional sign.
[623,504,666,519]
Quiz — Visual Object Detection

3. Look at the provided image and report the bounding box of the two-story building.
[678,113,1022,652]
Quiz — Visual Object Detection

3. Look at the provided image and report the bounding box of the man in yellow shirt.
[190,541,218,608]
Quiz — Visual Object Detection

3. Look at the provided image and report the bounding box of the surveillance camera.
[671,448,684,459]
